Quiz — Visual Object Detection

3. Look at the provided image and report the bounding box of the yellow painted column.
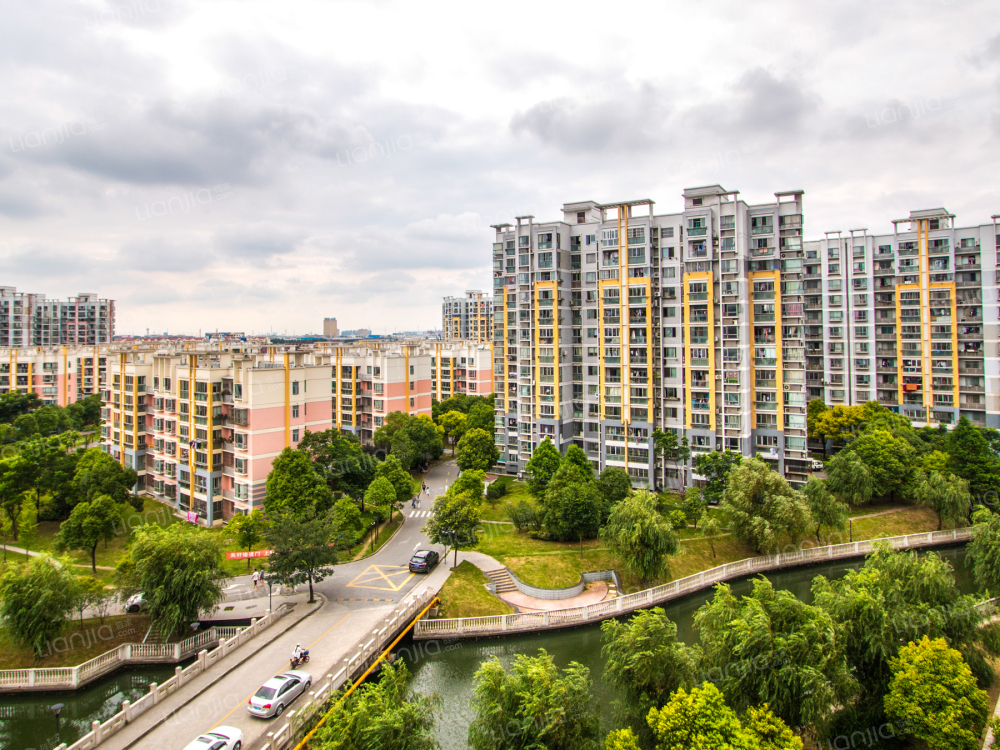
[119,352,127,467]
[284,352,291,447]
[62,347,68,406]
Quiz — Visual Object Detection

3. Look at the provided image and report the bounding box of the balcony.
[688,226,708,237]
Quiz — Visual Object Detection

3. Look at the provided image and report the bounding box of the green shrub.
[506,499,540,531]
[669,509,687,530]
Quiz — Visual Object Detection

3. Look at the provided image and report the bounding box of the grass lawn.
[0,613,152,670]
[847,502,911,518]
[434,560,513,619]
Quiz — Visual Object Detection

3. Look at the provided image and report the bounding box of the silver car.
[247,670,312,718]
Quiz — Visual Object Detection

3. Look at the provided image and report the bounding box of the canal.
[403,545,976,750]
[0,546,976,750]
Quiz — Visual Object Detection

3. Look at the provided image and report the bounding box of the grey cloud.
[488,54,594,90]
[213,223,307,260]
[118,236,215,272]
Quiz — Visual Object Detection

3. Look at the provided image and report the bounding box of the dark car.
[409,550,439,573]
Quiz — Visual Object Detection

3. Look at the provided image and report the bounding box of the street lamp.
[51,703,64,745]
[190,622,200,634]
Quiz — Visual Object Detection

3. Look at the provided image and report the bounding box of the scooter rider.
[292,643,305,665]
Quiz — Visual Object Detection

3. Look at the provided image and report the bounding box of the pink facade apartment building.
[1,345,107,404]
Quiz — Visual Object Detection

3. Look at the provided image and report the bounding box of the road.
[105,459,461,750]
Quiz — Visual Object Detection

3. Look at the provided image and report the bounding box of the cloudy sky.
[2,0,999,335]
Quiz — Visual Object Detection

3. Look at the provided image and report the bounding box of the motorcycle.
[291,649,310,669]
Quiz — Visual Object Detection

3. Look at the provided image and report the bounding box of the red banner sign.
[226,549,273,560]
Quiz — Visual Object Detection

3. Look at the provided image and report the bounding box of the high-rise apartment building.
[0,287,114,347]
[491,187,999,490]
[323,318,339,338]
[443,290,493,343]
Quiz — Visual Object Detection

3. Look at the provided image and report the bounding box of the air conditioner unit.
[784,385,790,391]
[780,253,787,259]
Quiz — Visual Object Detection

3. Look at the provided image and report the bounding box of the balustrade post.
[123,699,132,722]
[175,665,183,683]
[544,612,550,626]
[198,648,208,671]
[150,682,159,704]
[582,604,589,620]
[93,720,102,742]
[28,669,35,687]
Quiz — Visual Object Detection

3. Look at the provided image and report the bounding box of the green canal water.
[0,546,976,750]
[402,545,976,750]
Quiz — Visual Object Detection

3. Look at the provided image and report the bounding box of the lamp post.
[51,703,64,745]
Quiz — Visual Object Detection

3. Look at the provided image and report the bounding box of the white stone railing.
[256,585,437,750]
[55,608,290,750]
[414,528,974,640]
[0,623,249,692]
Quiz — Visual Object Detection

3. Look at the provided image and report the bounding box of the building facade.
[0,287,114,347]
[443,290,493,343]
[323,318,339,338]
[98,339,493,524]
[491,188,999,490]
[1,345,107,405]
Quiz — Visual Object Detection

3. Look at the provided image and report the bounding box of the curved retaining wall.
[491,568,621,600]
[414,528,973,640]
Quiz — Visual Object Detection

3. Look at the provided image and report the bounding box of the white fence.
[56,609,288,750]
[491,568,621,601]
[0,626,242,692]
[254,585,436,750]
[415,528,974,640]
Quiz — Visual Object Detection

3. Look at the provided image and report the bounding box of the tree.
[466,400,495,434]
[400,414,444,468]
[597,467,631,506]
[14,413,39,439]
[56,494,120,574]
[448,470,485,502]
[564,444,594,480]
[653,429,691,489]
[72,449,139,509]
[967,507,1000,593]
[695,577,856,730]
[0,506,12,564]
[601,607,700,744]
[807,398,829,442]
[603,729,640,750]
[372,411,409,449]
[439,410,468,455]
[264,447,334,519]
[373,454,416,510]
[646,683,801,750]
[0,391,41,422]
[314,661,439,750]
[947,416,1000,500]
[825,450,875,506]
[682,486,707,529]
[841,429,917,501]
[228,509,267,571]
[803,477,848,544]
[884,636,988,750]
[72,575,107,626]
[455,428,499,473]
[692,450,742,504]
[912,470,971,530]
[812,543,996,703]
[265,512,337,603]
[468,649,599,750]
[700,511,721,557]
[331,496,364,548]
[0,555,78,656]
[115,524,230,637]
[299,429,377,499]
[600,489,678,584]
[423,491,481,568]
[540,464,602,550]
[721,458,812,554]
[525,438,562,497]
[364,476,398,525]
[17,496,38,560]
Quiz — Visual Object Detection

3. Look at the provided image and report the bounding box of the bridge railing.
[415,528,974,640]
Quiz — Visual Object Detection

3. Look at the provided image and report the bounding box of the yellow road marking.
[346,565,414,592]
[209,613,351,730]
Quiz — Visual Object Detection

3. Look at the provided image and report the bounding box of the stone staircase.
[484,568,517,595]
[143,620,166,644]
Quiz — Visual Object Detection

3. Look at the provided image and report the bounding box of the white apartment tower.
[442,290,493,343]
[492,187,1000,490]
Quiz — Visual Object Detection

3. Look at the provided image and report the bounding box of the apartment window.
[292,428,300,442]
[410,397,415,407]
[292,381,299,395]
[292,405,299,418]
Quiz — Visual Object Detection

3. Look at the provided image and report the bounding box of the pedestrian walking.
[251,569,259,590]
[425,486,430,501]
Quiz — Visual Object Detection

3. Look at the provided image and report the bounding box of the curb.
[344,512,408,565]
[114,593,327,750]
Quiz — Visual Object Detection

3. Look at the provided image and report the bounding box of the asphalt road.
[107,459,461,750]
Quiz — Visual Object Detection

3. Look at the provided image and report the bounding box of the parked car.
[125,593,146,613]
[409,549,439,573]
[248,670,312,718]
[182,726,243,750]
[811,459,825,471]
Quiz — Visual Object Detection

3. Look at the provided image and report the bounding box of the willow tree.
[721,458,811,554]
[600,489,678,584]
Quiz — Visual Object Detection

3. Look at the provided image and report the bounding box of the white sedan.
[248,670,313,718]
[182,726,243,750]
